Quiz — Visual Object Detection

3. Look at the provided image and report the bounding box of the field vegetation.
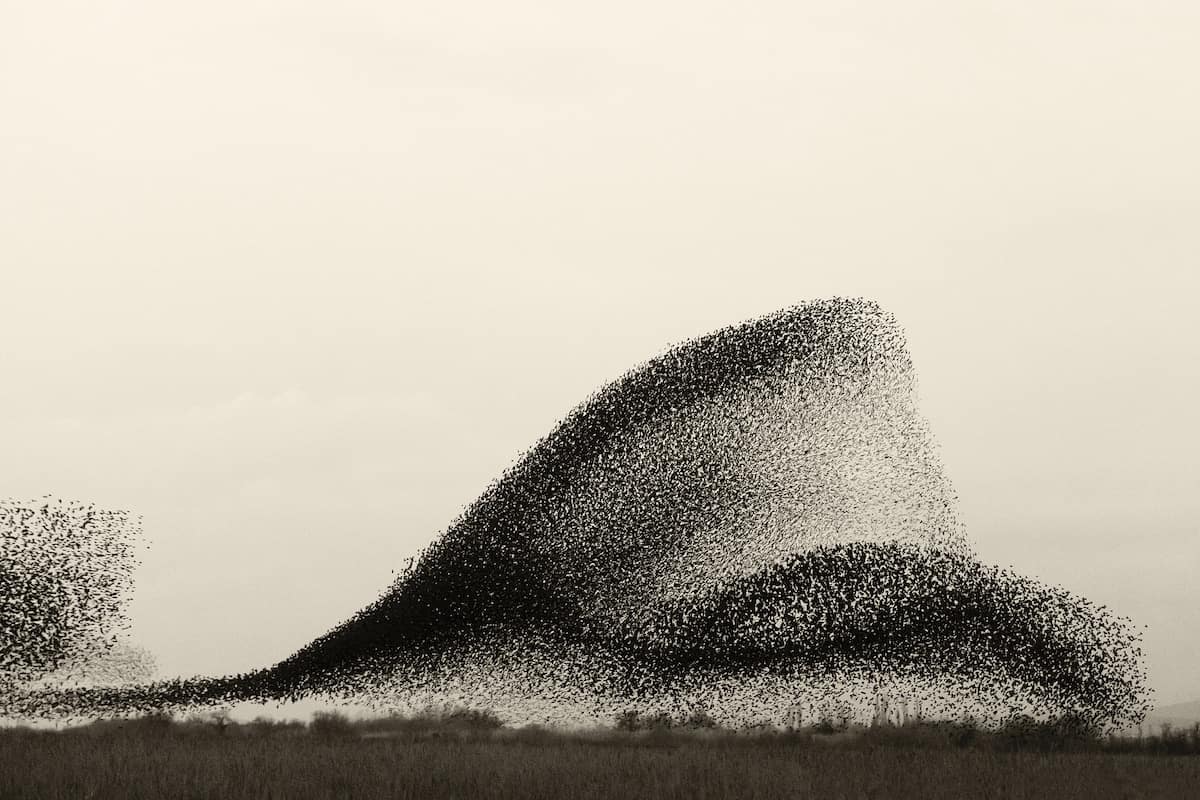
[2,708,1198,799]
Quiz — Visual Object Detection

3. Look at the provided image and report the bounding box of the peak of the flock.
[1,299,1148,731]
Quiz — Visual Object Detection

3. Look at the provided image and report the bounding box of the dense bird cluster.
[0,499,143,694]
[1,299,1149,730]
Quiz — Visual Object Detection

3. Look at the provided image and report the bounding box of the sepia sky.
[2,1,1198,706]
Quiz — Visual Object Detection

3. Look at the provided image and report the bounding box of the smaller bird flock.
[0,499,143,694]
[0,299,1150,730]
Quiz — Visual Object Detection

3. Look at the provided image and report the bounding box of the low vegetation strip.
[1,712,1198,800]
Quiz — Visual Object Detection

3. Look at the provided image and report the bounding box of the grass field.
[2,717,1199,800]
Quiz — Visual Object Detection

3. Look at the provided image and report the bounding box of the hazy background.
[2,2,1197,706]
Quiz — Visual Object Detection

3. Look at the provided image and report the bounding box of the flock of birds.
[0,499,142,695]
[0,298,1149,729]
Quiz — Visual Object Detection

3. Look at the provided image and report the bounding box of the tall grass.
[1,712,1197,799]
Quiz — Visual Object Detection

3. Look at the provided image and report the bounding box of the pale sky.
[2,1,1197,706]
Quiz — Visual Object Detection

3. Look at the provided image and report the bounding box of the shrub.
[310,711,355,738]
[440,707,503,731]
[681,707,718,730]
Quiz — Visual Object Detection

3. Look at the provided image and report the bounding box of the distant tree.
[209,708,232,736]
[615,709,641,731]
[643,711,675,731]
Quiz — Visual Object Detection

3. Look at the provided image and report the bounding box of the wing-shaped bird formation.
[0,299,1149,729]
